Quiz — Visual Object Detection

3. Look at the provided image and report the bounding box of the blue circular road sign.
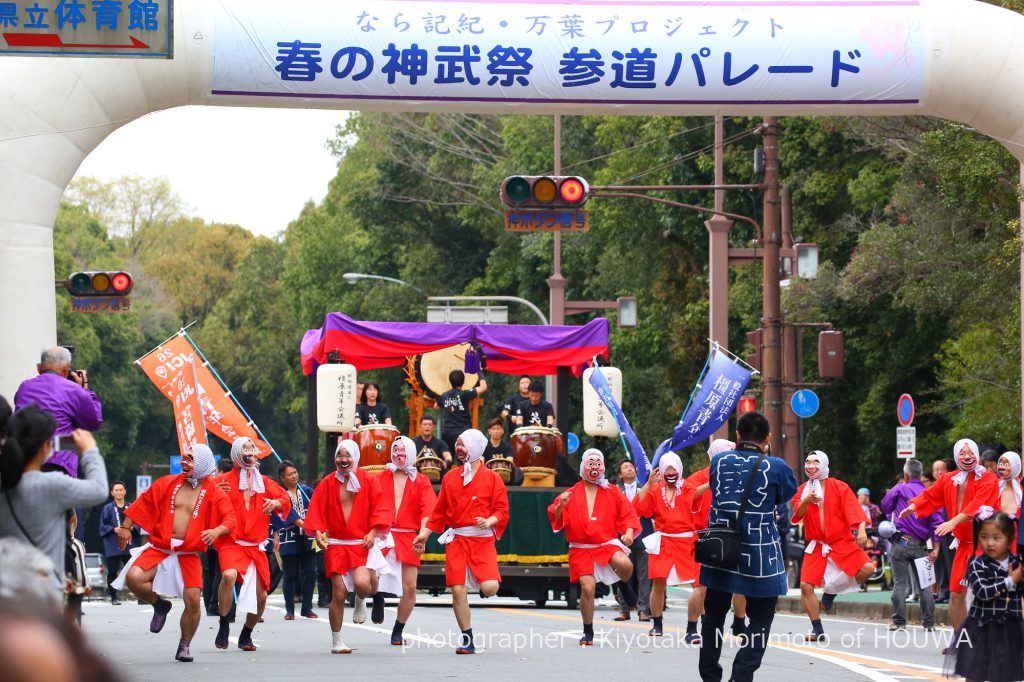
[897,393,915,427]
[566,432,580,455]
[791,389,820,418]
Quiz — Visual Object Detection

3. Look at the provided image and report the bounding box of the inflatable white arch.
[2,0,1023,397]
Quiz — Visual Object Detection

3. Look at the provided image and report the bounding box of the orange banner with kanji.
[137,333,273,458]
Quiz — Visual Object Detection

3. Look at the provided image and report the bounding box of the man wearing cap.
[415,429,509,654]
[376,436,437,644]
[304,439,393,654]
[880,458,943,632]
[112,444,236,663]
[550,449,640,645]
[900,438,999,631]
[213,437,292,652]
[792,450,874,641]
[856,487,882,528]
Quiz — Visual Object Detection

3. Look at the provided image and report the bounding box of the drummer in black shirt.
[354,381,392,426]
[501,375,532,434]
[513,380,555,429]
[435,369,487,453]
[412,415,451,467]
[483,417,514,461]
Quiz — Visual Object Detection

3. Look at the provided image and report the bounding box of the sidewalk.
[668,586,953,626]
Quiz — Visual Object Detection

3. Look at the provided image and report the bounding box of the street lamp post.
[342,272,427,297]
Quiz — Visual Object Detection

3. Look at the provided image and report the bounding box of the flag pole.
[182,331,283,464]
[134,321,199,365]
[677,344,716,427]
[705,337,761,375]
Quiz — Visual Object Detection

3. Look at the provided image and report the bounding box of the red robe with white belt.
[304,474,394,576]
[792,478,871,581]
[548,482,640,583]
[377,469,437,566]
[214,468,291,591]
[633,483,696,583]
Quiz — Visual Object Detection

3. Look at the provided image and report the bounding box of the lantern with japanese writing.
[582,366,622,438]
[316,363,358,432]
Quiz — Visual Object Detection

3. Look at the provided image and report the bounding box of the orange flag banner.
[137,333,273,458]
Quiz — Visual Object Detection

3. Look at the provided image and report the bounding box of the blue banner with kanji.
[667,348,752,453]
[588,364,652,485]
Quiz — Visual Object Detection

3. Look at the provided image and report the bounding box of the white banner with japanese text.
[211,0,924,106]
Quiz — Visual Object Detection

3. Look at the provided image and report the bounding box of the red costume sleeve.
[548,492,568,532]
[303,477,333,534]
[614,487,642,535]
[425,476,450,533]
[790,483,807,523]
[911,475,949,517]
[633,486,657,518]
[490,474,510,540]
[263,476,292,522]
[124,475,167,532]
[961,472,1000,518]
[208,483,236,532]
[838,481,868,527]
[416,476,437,522]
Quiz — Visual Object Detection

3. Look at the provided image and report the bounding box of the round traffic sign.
[566,432,580,455]
[897,393,915,427]
[791,389,820,418]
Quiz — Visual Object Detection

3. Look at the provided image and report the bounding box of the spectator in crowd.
[272,459,318,620]
[0,405,108,592]
[14,347,102,478]
[614,459,651,622]
[857,488,882,528]
[921,471,936,488]
[880,458,943,632]
[699,411,797,682]
[981,449,1000,474]
[99,481,139,605]
[0,537,61,612]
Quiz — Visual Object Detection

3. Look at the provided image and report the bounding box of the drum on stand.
[485,456,515,482]
[414,344,479,400]
[353,424,399,473]
[415,454,445,483]
[511,426,561,487]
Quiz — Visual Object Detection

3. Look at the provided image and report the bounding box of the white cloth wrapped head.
[708,439,735,458]
[801,450,830,501]
[579,448,610,489]
[186,443,217,489]
[335,439,361,492]
[658,452,685,493]
[231,436,265,494]
[456,429,488,486]
[952,438,984,487]
[999,451,1022,509]
[388,436,419,481]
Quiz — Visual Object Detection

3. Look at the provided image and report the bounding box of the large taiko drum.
[353,424,399,473]
[512,426,561,487]
[485,456,514,482]
[414,344,480,399]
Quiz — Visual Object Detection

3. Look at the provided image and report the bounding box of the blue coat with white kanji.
[699,445,798,598]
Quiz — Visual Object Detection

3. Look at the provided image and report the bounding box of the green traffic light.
[68,272,91,295]
[506,177,531,203]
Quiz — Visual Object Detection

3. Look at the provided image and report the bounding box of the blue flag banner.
[667,348,752,454]
[588,365,653,485]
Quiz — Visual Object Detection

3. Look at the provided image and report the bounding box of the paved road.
[83,591,953,681]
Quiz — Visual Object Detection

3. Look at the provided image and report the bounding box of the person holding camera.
[13,347,103,479]
[880,458,944,632]
[0,405,109,592]
[698,411,797,682]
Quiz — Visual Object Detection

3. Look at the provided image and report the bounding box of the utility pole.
[706,115,734,440]
[548,115,569,431]
[761,117,784,456]
[781,186,801,466]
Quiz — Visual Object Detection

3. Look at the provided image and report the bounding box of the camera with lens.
[68,369,88,386]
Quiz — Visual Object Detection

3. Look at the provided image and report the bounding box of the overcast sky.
[73,106,348,238]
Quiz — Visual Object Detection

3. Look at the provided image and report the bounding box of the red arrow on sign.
[3,33,149,49]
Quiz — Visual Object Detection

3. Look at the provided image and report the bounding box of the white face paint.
[804,456,821,479]
[336,450,353,472]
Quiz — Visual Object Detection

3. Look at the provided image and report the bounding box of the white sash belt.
[111,539,195,598]
[642,531,694,556]
[438,525,493,545]
[805,539,833,557]
[569,539,629,586]
[950,538,960,550]
[326,537,390,592]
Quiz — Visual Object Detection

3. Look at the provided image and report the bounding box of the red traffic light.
[66,271,134,297]
[738,393,757,414]
[501,176,590,208]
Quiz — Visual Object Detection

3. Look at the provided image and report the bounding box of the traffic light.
[66,271,134,297]
[500,176,590,209]
[745,329,762,372]
[738,393,757,414]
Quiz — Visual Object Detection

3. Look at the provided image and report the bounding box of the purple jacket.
[14,372,103,477]
[881,479,945,543]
